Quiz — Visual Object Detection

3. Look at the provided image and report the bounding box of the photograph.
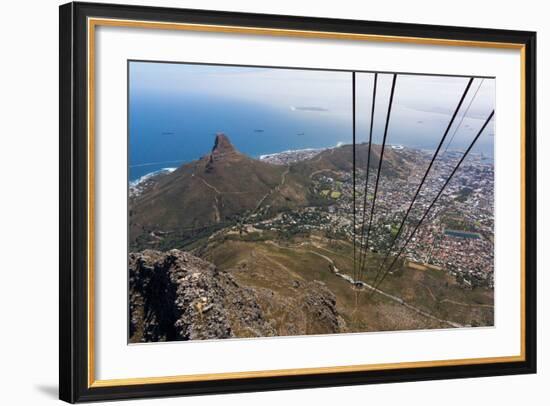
[54,1,537,402]
[127,61,496,343]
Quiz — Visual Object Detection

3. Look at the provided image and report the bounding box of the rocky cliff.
[129,249,346,342]
[129,249,276,342]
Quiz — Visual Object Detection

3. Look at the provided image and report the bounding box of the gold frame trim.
[87,17,527,388]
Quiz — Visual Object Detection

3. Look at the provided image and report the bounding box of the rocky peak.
[212,133,236,155]
[206,133,241,170]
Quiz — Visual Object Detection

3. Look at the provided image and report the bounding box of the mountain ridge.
[129,133,410,250]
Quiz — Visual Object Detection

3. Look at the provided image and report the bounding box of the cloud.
[290,106,329,112]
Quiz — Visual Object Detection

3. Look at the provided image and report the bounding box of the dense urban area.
[256,145,494,288]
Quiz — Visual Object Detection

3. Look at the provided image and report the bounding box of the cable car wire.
[442,78,484,155]
[352,72,357,281]
[357,73,378,278]
[368,77,474,288]
[357,73,397,281]
[369,110,495,297]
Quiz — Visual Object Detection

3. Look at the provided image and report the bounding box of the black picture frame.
[60,1,537,403]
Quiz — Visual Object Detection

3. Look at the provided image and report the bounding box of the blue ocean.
[129,91,351,181]
[129,90,494,182]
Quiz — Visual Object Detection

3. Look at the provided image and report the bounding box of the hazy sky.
[130,61,495,153]
[131,62,352,122]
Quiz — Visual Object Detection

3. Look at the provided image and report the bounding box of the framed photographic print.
[59,2,537,403]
